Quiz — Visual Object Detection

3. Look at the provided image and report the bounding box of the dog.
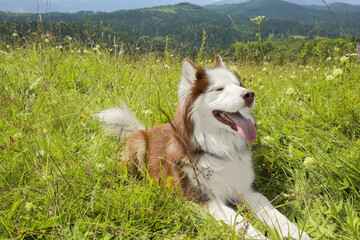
[96,56,310,239]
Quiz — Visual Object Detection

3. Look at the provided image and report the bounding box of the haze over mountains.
[0,0,359,13]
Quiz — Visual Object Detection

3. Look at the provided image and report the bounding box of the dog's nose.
[242,90,255,106]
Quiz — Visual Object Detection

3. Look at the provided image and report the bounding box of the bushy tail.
[95,103,144,138]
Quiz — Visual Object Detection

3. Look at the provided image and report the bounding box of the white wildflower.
[95,163,105,170]
[333,68,343,78]
[286,87,295,95]
[25,202,36,212]
[326,75,334,81]
[303,157,317,169]
[251,16,265,25]
[339,56,348,63]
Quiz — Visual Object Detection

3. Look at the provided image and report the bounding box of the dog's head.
[177,56,257,145]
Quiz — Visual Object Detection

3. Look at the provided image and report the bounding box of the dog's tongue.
[226,112,257,143]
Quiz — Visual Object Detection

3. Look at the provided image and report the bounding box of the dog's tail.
[95,103,144,138]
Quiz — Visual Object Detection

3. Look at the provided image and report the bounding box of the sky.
[0,0,359,13]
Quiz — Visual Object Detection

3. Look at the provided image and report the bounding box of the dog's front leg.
[204,199,267,239]
[242,191,310,240]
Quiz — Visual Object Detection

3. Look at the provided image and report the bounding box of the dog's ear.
[178,59,197,101]
[214,55,225,68]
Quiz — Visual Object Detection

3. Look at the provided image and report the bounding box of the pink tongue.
[227,112,257,143]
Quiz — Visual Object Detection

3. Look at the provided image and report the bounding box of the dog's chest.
[186,151,255,199]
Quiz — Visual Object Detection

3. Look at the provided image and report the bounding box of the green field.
[0,40,359,239]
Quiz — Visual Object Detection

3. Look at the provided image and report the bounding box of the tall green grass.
[0,40,359,239]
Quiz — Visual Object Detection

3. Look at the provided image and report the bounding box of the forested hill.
[1,0,360,49]
[206,0,360,23]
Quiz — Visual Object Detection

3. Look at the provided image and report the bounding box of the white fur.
[98,57,310,240]
[190,66,255,156]
[95,103,144,137]
[179,61,310,239]
[178,60,197,102]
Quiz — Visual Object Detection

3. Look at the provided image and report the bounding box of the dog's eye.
[215,87,224,92]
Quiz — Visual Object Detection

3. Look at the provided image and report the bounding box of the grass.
[0,40,359,239]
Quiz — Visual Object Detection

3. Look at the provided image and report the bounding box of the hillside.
[0,0,360,50]
[207,0,331,21]
[104,3,225,37]
[206,0,360,22]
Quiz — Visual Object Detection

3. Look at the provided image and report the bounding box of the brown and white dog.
[97,56,310,240]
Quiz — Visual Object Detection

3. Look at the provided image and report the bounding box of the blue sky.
[0,0,359,13]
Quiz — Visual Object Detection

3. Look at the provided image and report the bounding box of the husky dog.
[97,56,310,239]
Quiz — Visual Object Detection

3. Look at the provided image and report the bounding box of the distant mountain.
[206,0,360,22]
[1,0,359,50]
[212,0,249,5]
[313,2,360,13]
[207,0,328,22]
[0,0,215,13]
[1,0,359,13]
[212,0,360,5]
[0,3,236,47]
[286,0,360,5]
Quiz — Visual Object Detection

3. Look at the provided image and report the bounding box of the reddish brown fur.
[232,71,245,87]
[213,55,245,87]
[214,55,223,68]
[123,64,210,203]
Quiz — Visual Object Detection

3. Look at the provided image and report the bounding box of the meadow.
[0,39,359,239]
